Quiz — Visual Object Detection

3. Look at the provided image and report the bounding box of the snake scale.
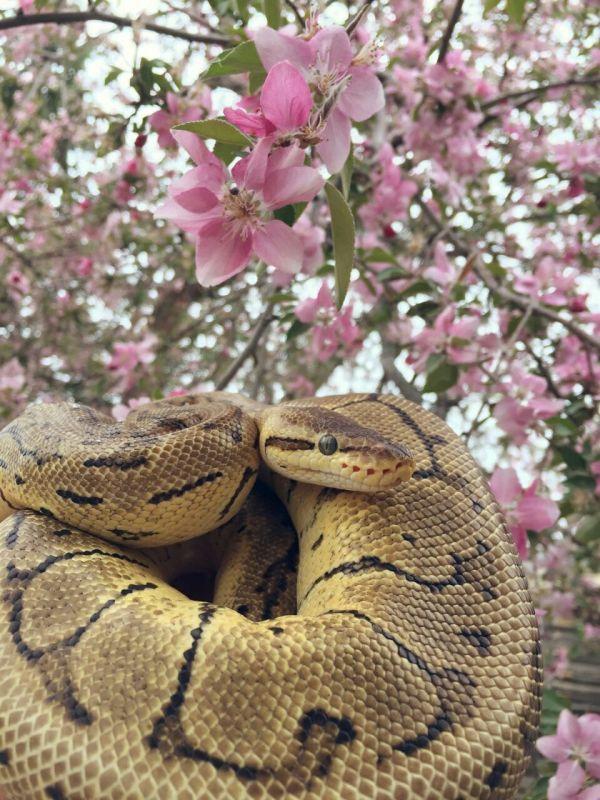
[0,392,541,800]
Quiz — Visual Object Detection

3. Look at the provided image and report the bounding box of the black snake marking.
[321,609,477,762]
[149,471,223,505]
[219,466,258,519]
[300,538,498,606]
[254,538,299,620]
[82,455,149,470]
[147,606,358,786]
[6,548,156,724]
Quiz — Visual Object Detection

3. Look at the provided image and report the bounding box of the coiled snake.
[0,393,540,799]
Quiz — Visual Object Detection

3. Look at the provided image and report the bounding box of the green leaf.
[274,205,296,227]
[235,0,250,23]
[174,119,252,147]
[341,145,353,199]
[506,0,526,23]
[556,446,587,472]
[395,280,431,299]
[212,141,240,165]
[202,41,266,80]
[376,267,410,282]
[483,0,502,12]
[263,0,281,28]
[104,66,123,85]
[362,247,397,265]
[576,513,600,543]
[286,319,309,341]
[540,688,569,735]
[324,182,355,308]
[423,361,459,393]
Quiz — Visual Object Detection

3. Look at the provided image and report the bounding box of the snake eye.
[318,435,338,456]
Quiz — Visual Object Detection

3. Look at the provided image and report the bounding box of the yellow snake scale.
[0,392,541,800]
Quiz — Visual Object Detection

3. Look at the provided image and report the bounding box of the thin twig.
[345,0,375,36]
[0,11,232,46]
[284,0,304,28]
[380,340,423,404]
[480,77,599,110]
[436,0,464,63]
[215,303,275,390]
[414,197,600,354]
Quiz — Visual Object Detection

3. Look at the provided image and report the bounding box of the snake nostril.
[352,466,361,472]
[366,468,375,475]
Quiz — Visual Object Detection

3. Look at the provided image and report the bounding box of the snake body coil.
[0,393,540,799]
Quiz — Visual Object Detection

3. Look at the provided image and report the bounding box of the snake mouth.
[272,460,414,492]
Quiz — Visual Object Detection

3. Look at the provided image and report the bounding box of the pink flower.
[494,365,565,444]
[224,61,313,137]
[255,25,384,172]
[358,143,417,231]
[6,268,30,296]
[548,760,600,800]
[489,467,559,558]
[0,359,25,393]
[112,396,151,421]
[424,241,455,287]
[108,335,156,391]
[295,282,361,362]
[156,131,323,286]
[538,710,600,771]
[287,374,315,397]
[149,90,212,149]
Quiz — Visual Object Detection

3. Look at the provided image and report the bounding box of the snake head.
[259,406,414,492]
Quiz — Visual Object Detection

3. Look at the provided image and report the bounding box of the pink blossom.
[489,467,559,558]
[494,365,565,444]
[408,305,484,371]
[358,143,417,231]
[538,710,600,782]
[584,625,600,640]
[0,359,25,393]
[295,282,361,362]
[107,335,157,392]
[554,140,600,177]
[224,61,313,138]
[255,25,384,172]
[6,268,30,296]
[547,760,600,800]
[156,131,323,286]
[287,374,315,397]
[424,241,455,287]
[149,90,212,149]
[112,396,152,422]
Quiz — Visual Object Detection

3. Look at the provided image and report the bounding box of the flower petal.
[254,26,312,72]
[172,187,220,214]
[338,66,385,121]
[537,732,571,763]
[548,760,585,800]
[310,26,353,72]
[172,129,221,168]
[489,467,522,506]
[261,61,313,131]
[516,495,559,533]
[195,220,253,286]
[254,220,303,273]
[232,136,274,192]
[263,165,324,208]
[316,107,351,174]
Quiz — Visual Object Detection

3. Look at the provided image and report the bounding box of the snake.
[0,392,541,800]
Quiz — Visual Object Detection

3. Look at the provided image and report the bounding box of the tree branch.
[345,0,375,36]
[480,77,599,110]
[436,0,464,63]
[0,11,232,46]
[215,303,275,391]
[415,197,600,354]
[380,340,423,405]
[283,0,304,28]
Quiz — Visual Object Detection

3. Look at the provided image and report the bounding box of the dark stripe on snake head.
[265,436,315,451]
[485,760,508,789]
[0,749,9,766]
[56,489,103,506]
[149,471,223,505]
